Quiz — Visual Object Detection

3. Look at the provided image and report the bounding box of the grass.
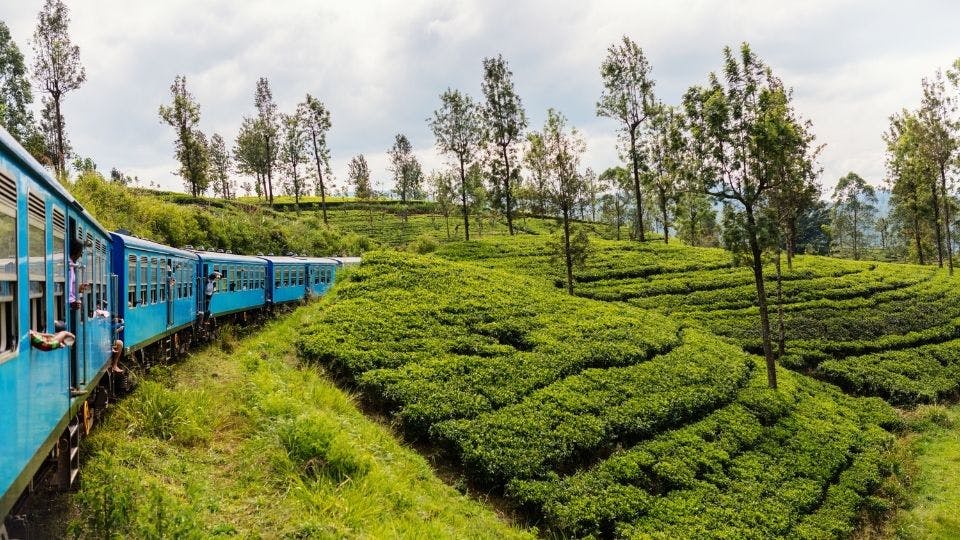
[891,404,960,539]
[69,304,533,539]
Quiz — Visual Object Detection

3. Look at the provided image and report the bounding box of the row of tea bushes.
[296,251,899,536]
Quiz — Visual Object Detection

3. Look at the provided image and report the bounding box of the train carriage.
[263,256,308,305]
[111,233,198,353]
[300,257,340,298]
[194,251,268,318]
[0,129,117,521]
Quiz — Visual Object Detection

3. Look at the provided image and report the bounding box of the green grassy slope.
[296,251,899,537]
[68,308,532,539]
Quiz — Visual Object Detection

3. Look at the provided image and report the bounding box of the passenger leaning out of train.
[28,329,76,351]
[68,241,89,310]
[203,271,222,319]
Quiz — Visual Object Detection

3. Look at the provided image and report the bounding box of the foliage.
[481,54,526,235]
[158,75,209,197]
[69,306,530,538]
[596,35,656,241]
[31,0,85,179]
[297,250,897,537]
[429,88,483,240]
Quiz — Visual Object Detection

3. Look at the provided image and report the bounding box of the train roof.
[297,257,341,265]
[0,127,110,237]
[193,250,267,264]
[110,231,199,259]
[330,257,362,266]
[260,256,306,264]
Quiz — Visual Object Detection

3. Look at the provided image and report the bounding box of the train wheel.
[81,400,94,435]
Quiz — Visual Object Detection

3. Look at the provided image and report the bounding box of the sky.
[4,0,959,197]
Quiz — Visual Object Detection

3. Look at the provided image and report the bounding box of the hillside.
[60,181,960,537]
[435,236,960,406]
[67,308,531,538]
[296,252,899,537]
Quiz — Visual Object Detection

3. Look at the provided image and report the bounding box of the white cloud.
[5,0,959,198]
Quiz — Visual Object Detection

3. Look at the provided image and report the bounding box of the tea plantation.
[297,251,899,537]
[435,236,960,406]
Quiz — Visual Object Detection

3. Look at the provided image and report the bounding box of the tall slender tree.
[158,75,209,196]
[31,0,85,180]
[832,172,877,260]
[254,77,279,205]
[429,89,483,241]
[481,54,527,235]
[524,132,550,215]
[280,111,309,211]
[300,94,332,224]
[684,43,812,390]
[542,108,586,295]
[919,70,957,274]
[388,133,423,203]
[234,116,268,199]
[208,133,232,198]
[0,21,39,149]
[597,36,656,241]
[348,154,372,200]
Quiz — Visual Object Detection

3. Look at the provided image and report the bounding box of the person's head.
[69,241,84,262]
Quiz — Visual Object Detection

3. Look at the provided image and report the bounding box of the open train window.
[52,208,65,324]
[128,255,137,307]
[28,193,47,331]
[0,171,16,359]
[298,269,304,286]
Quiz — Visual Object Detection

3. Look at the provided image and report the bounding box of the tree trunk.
[931,180,943,267]
[941,165,953,275]
[775,245,786,358]
[502,144,514,236]
[562,206,574,295]
[265,135,275,206]
[53,94,66,180]
[310,131,329,225]
[852,206,859,260]
[786,220,796,270]
[629,128,645,242]
[746,206,777,389]
[444,210,451,240]
[659,188,669,244]
[459,159,470,241]
[913,200,925,265]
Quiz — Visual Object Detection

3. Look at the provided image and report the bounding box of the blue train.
[0,127,356,530]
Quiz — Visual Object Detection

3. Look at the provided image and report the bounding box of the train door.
[66,218,87,393]
[165,258,173,328]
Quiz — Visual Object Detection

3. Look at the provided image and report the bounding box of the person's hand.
[70,300,82,309]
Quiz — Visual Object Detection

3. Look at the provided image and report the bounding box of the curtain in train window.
[27,193,47,331]
[0,171,16,357]
[128,255,137,307]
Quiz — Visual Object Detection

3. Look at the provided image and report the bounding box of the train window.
[128,255,137,307]
[83,233,94,316]
[52,208,65,323]
[27,193,47,331]
[148,257,157,304]
[140,256,148,305]
[239,267,246,290]
[274,268,281,288]
[0,171,16,358]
